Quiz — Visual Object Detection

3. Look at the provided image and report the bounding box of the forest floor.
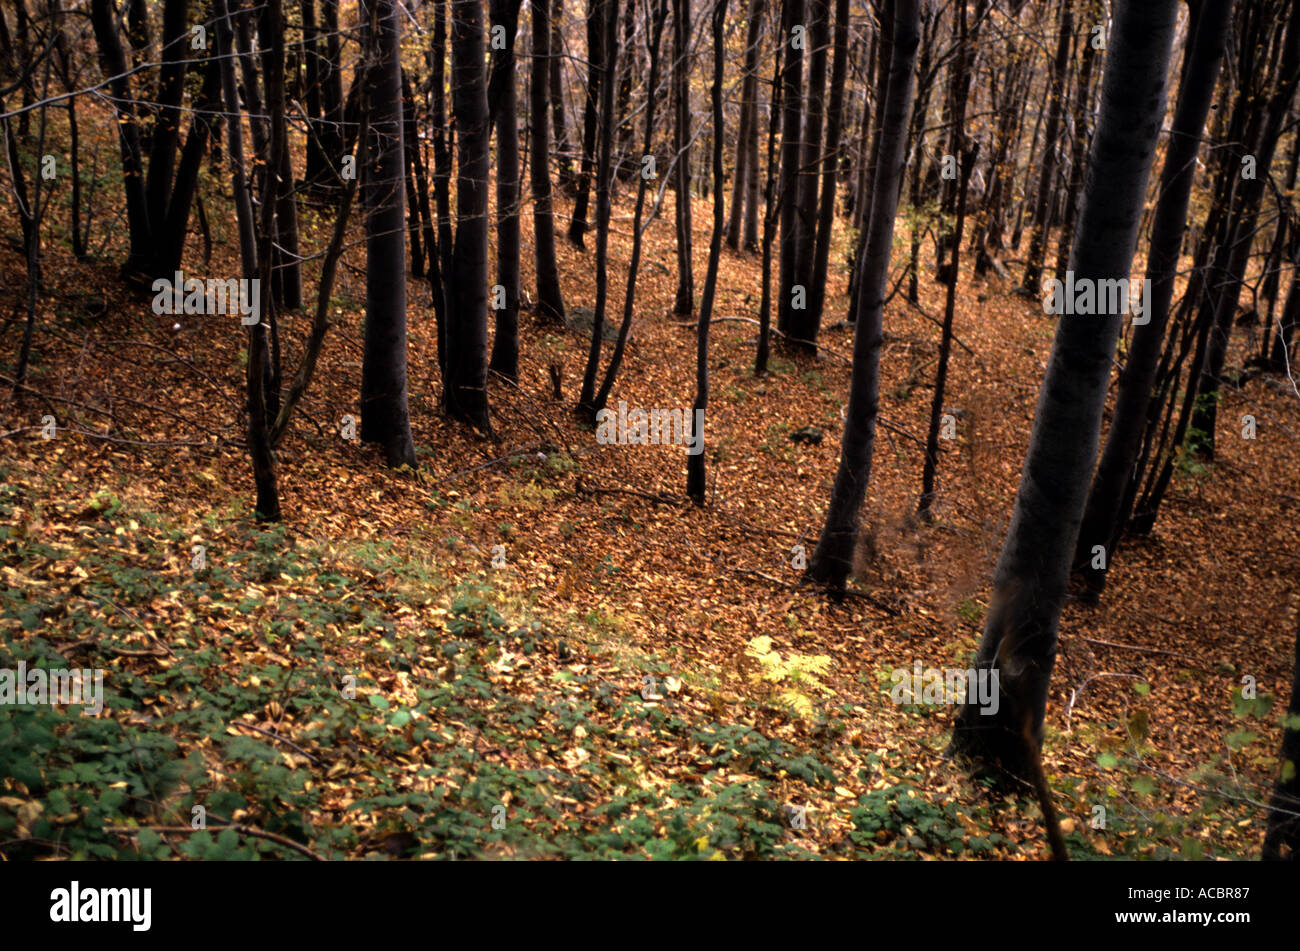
[2,170,1298,860]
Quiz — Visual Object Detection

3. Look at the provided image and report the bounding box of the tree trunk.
[568,0,606,246]
[90,0,151,277]
[671,0,695,314]
[593,0,670,411]
[490,0,524,381]
[1021,0,1073,295]
[579,0,623,408]
[787,0,828,349]
[145,0,191,266]
[776,0,804,335]
[805,0,850,336]
[531,0,567,323]
[1192,3,1300,457]
[804,0,920,591]
[727,0,764,250]
[446,0,493,430]
[1073,0,1232,599]
[687,0,730,503]
[949,0,1180,782]
[359,0,417,466]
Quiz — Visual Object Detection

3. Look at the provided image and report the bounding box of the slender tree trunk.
[568,0,606,246]
[532,0,567,323]
[490,0,524,381]
[804,0,920,591]
[551,0,572,180]
[687,0,730,503]
[594,0,670,411]
[156,58,221,276]
[805,0,850,336]
[1073,0,1232,599]
[359,0,417,466]
[579,0,623,408]
[949,0,1180,781]
[755,35,784,375]
[727,0,764,249]
[145,0,191,265]
[247,0,287,521]
[320,0,345,179]
[430,0,454,392]
[787,0,828,349]
[1021,0,1073,294]
[263,0,302,311]
[917,0,976,518]
[90,0,151,277]
[1192,4,1300,456]
[301,0,329,187]
[776,0,805,335]
[671,0,695,314]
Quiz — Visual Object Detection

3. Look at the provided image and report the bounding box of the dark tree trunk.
[1073,0,1232,599]
[568,0,606,246]
[1053,2,1099,282]
[145,0,191,261]
[247,0,287,521]
[551,0,572,179]
[359,0,417,467]
[612,0,638,179]
[804,0,920,591]
[430,0,455,391]
[1191,4,1300,457]
[262,1,302,311]
[776,0,804,335]
[755,32,784,375]
[787,0,828,349]
[320,0,345,177]
[214,0,258,284]
[1021,0,1073,294]
[805,0,850,336]
[742,24,763,252]
[579,0,623,408]
[949,0,1180,782]
[727,0,764,250]
[446,0,493,430]
[490,0,525,381]
[90,0,151,277]
[156,58,222,276]
[531,0,567,323]
[593,0,670,411]
[917,0,977,518]
[401,68,426,277]
[301,0,328,187]
[671,0,695,314]
[687,0,730,503]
